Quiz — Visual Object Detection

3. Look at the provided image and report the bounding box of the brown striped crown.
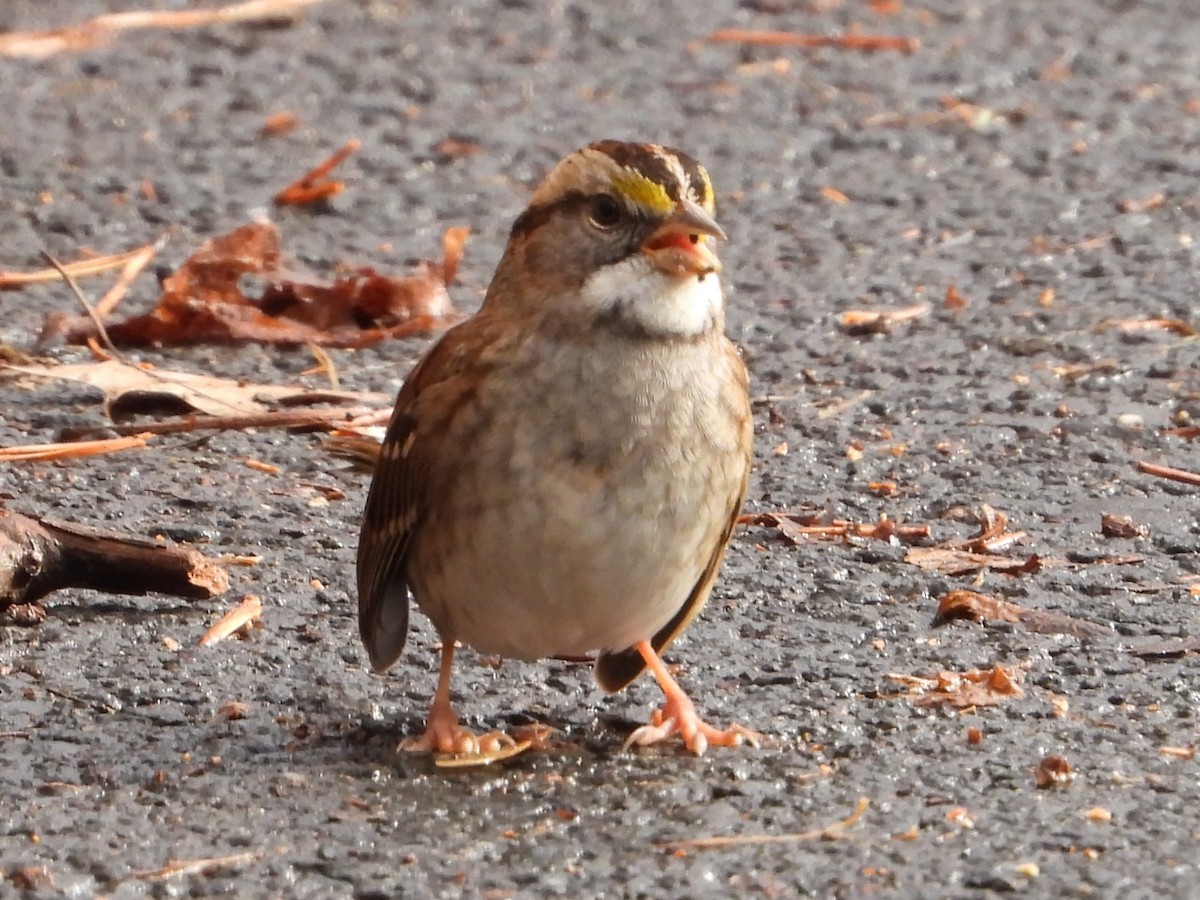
[511,141,715,237]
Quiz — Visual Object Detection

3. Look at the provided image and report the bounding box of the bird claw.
[623,715,760,756]
[399,697,519,756]
[622,703,762,756]
[401,726,517,757]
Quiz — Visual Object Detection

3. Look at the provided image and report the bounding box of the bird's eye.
[588,194,622,230]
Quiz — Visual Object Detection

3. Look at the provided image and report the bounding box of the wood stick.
[708,29,919,53]
[58,406,385,441]
[0,509,229,607]
[1137,460,1200,488]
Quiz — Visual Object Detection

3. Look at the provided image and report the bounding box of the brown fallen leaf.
[3,358,389,419]
[839,302,930,335]
[1158,746,1196,760]
[1100,512,1148,538]
[274,139,361,206]
[38,221,463,348]
[952,504,1027,553]
[905,547,1042,576]
[434,739,536,768]
[1035,753,1074,789]
[433,136,483,160]
[887,665,1025,709]
[740,511,930,544]
[8,867,54,891]
[130,851,265,882]
[944,283,968,311]
[214,700,251,721]
[819,186,850,205]
[1162,425,1200,439]
[1118,192,1166,214]
[932,589,1109,639]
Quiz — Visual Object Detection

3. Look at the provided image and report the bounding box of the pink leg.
[622,640,762,756]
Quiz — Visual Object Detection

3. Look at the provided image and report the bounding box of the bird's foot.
[622,699,761,756]
[622,640,762,756]
[400,699,516,756]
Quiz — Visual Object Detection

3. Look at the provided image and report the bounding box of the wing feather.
[356,319,496,672]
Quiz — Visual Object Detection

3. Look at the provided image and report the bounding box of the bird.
[356,140,757,756]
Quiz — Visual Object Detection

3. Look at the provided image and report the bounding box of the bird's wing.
[356,318,498,673]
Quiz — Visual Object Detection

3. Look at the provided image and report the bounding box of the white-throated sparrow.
[357,140,757,756]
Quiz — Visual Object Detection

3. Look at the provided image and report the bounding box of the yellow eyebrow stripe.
[611,169,675,215]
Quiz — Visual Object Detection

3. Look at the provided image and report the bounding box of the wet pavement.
[1,1,1199,897]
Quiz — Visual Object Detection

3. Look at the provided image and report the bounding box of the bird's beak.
[640,199,725,278]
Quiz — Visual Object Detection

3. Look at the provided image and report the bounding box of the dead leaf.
[932,589,1109,639]
[904,547,1042,576]
[2,359,388,419]
[1101,513,1147,538]
[952,504,1027,552]
[887,665,1025,708]
[1035,753,1074,789]
[433,136,483,160]
[39,221,463,348]
[214,700,250,721]
[819,186,850,205]
[944,284,968,310]
[1158,746,1196,760]
[740,511,930,544]
[839,303,930,335]
[130,851,264,882]
[274,139,360,206]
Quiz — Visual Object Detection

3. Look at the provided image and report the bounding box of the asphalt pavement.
[1,1,1199,897]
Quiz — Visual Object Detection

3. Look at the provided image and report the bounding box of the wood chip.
[199,594,262,646]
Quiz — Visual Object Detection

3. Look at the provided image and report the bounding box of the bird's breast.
[406,333,749,659]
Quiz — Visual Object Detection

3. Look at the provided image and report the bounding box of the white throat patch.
[579,255,724,337]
